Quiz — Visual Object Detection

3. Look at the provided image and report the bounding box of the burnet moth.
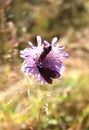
[37,65,60,84]
[38,44,52,62]
[37,44,60,84]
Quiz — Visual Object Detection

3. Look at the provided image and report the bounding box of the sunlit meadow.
[0,0,89,130]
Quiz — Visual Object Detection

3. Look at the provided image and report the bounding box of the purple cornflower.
[20,35,68,84]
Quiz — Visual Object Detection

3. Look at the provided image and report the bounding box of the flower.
[20,35,68,84]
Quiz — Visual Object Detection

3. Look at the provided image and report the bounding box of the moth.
[38,45,52,62]
[37,65,60,84]
[37,44,60,84]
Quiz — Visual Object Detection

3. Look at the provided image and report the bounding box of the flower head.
[20,35,68,84]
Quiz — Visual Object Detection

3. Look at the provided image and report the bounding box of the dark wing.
[37,66,52,84]
[38,45,52,62]
[43,67,60,78]
[38,66,60,84]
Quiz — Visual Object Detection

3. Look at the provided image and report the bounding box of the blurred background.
[0,0,89,130]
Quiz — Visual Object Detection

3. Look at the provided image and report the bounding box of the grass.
[0,1,89,129]
[0,63,89,130]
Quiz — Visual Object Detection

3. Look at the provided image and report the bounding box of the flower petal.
[28,42,36,48]
[44,40,50,46]
[37,35,42,47]
[51,37,58,46]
